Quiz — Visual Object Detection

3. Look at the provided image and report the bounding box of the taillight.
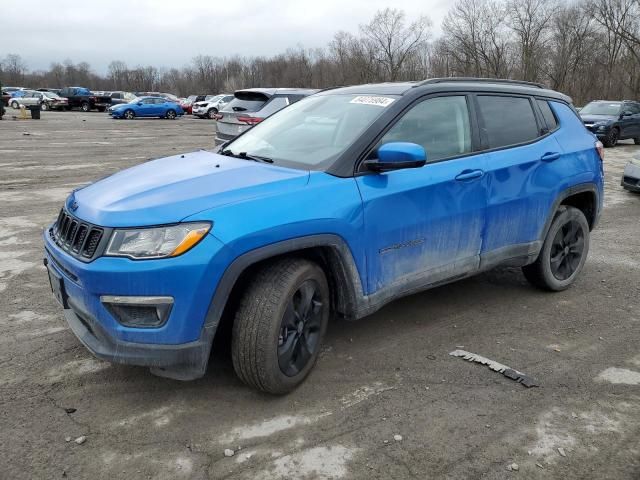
[595,140,604,162]
[237,116,263,125]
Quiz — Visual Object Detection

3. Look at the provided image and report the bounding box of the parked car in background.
[215,88,317,144]
[3,87,25,94]
[2,90,10,107]
[180,95,206,114]
[10,90,68,110]
[108,96,184,119]
[9,90,27,98]
[192,94,234,119]
[109,91,137,106]
[580,100,640,147]
[37,88,62,95]
[44,78,604,393]
[622,151,640,193]
[59,87,112,112]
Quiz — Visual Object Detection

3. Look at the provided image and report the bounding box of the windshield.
[581,102,621,116]
[224,94,398,170]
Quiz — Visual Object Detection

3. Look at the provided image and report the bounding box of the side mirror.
[621,110,633,117]
[364,142,427,172]
[137,102,143,106]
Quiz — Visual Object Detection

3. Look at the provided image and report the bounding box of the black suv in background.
[214,88,317,145]
[580,100,640,147]
[59,87,112,112]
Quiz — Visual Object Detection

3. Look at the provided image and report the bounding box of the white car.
[192,94,234,119]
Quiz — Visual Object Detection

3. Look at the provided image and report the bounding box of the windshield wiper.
[220,149,273,163]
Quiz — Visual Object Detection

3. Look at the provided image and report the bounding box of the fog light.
[100,295,173,328]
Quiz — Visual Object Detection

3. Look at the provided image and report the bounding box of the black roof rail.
[416,77,546,89]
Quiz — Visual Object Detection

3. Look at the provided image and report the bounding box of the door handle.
[541,152,561,162]
[455,169,484,181]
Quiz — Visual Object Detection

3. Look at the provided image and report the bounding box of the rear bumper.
[622,162,640,192]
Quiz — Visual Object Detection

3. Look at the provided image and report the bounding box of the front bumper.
[622,162,640,192]
[44,226,229,379]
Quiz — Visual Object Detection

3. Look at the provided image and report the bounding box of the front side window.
[376,95,472,163]
[478,96,539,149]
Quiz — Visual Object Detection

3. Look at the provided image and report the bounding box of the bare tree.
[360,8,432,81]
[1,54,28,85]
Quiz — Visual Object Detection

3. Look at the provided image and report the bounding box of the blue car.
[109,96,184,119]
[44,78,604,393]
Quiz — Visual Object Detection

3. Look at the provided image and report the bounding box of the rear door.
[477,94,562,259]
[356,94,488,293]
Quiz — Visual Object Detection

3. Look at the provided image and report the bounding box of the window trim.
[473,93,548,153]
[534,97,560,134]
[354,92,482,175]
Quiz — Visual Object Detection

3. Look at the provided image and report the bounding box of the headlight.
[105,222,211,259]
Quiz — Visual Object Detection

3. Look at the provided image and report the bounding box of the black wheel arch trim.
[539,183,601,242]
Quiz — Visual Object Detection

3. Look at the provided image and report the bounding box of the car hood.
[69,150,310,227]
[580,114,617,123]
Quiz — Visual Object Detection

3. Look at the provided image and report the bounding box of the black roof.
[317,78,571,103]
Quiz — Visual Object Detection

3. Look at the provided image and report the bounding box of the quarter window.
[376,95,472,163]
[478,96,539,149]
[537,99,558,131]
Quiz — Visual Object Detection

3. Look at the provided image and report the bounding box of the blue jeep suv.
[44,78,604,393]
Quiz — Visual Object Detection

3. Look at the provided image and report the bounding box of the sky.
[0,0,451,74]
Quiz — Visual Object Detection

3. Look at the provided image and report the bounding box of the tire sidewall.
[538,207,590,291]
[207,108,217,119]
[167,109,176,119]
[81,102,89,112]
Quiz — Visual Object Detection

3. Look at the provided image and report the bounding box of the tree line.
[1,0,639,106]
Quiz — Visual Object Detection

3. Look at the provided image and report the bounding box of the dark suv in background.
[214,88,317,145]
[580,100,640,147]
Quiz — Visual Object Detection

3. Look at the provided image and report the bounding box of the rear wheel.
[11,101,19,109]
[40,103,48,111]
[123,109,135,120]
[602,128,619,147]
[522,206,590,291]
[80,102,90,112]
[166,109,177,120]
[207,108,218,119]
[232,258,329,394]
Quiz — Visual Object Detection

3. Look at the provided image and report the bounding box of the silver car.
[11,90,68,110]
[214,88,317,145]
[622,152,640,193]
[192,94,234,119]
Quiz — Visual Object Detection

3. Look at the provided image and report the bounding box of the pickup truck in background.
[58,87,112,112]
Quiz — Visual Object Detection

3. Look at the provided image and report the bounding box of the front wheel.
[165,109,177,119]
[123,109,135,120]
[602,128,619,147]
[80,102,90,112]
[232,258,330,394]
[11,101,19,109]
[207,108,218,119]
[522,206,590,291]
[40,103,48,111]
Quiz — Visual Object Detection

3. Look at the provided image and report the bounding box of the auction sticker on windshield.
[350,96,395,107]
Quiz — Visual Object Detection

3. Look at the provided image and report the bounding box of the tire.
[123,109,135,120]
[207,108,218,119]
[166,109,177,120]
[40,103,48,111]
[80,102,90,112]
[232,258,330,394]
[602,128,619,147]
[11,101,19,109]
[522,206,590,291]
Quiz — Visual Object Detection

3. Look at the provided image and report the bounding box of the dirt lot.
[0,110,639,480]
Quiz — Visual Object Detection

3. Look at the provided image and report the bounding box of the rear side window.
[537,99,558,131]
[477,96,539,149]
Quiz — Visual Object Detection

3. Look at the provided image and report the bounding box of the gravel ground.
[0,110,639,480]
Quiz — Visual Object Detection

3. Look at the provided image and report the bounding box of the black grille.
[50,209,105,261]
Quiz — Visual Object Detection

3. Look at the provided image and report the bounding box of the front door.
[355,95,487,295]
